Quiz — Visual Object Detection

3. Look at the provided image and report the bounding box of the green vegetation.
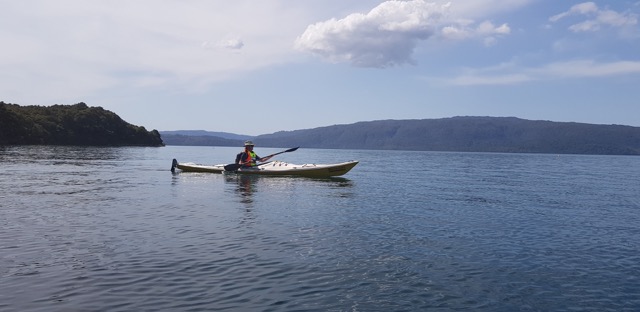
[0,102,164,146]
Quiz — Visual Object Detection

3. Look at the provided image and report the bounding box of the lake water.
[1,145,639,311]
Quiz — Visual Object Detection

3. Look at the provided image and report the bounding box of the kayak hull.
[171,159,358,177]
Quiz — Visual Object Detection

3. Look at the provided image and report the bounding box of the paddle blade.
[224,163,242,171]
[171,159,178,172]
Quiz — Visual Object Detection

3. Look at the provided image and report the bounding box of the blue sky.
[1,0,639,135]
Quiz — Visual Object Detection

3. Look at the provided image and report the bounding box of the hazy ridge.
[162,117,640,155]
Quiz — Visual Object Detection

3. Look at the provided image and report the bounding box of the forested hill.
[0,102,164,146]
[252,117,640,155]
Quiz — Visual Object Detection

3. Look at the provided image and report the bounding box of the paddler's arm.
[238,152,252,166]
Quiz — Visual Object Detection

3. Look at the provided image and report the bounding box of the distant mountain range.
[160,130,252,141]
[161,117,640,156]
[160,131,251,147]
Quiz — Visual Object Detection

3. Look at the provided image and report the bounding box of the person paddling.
[235,141,273,167]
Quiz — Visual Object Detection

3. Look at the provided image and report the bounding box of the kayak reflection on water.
[224,174,356,211]
[225,174,259,206]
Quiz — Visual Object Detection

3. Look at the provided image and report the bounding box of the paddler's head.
[244,141,255,150]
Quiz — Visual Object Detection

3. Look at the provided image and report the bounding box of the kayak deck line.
[171,159,358,177]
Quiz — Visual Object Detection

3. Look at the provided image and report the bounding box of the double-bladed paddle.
[223,147,299,171]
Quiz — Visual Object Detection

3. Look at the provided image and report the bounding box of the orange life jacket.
[240,150,258,166]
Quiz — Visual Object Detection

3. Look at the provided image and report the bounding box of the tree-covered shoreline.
[0,102,163,147]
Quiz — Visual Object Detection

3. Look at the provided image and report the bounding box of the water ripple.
[1,147,639,311]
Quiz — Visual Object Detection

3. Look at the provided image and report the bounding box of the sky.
[1,0,639,135]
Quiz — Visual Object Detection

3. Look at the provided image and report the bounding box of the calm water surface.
[1,145,639,311]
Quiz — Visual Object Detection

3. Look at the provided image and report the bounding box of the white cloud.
[549,2,598,22]
[295,1,449,68]
[295,0,511,68]
[550,2,638,32]
[537,60,640,77]
[447,73,532,86]
[440,19,510,42]
[477,21,510,35]
[201,38,245,50]
[0,0,311,103]
[444,59,640,86]
[219,39,245,50]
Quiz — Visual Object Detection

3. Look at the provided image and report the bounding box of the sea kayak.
[171,159,358,177]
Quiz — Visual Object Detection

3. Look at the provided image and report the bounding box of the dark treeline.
[0,102,163,146]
